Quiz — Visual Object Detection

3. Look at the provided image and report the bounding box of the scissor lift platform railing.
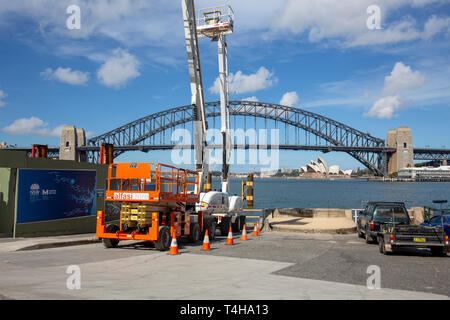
[105,163,200,204]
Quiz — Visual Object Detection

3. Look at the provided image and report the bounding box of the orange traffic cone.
[241,224,248,240]
[202,229,211,251]
[253,222,259,236]
[226,225,234,245]
[169,230,179,255]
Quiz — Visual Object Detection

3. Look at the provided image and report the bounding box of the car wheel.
[365,229,373,244]
[378,237,384,253]
[357,221,364,238]
[378,237,391,255]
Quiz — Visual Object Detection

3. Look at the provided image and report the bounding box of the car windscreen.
[374,206,409,222]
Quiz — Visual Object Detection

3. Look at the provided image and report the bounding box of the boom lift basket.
[196,5,234,39]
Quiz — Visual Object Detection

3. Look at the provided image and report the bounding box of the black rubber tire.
[189,223,200,243]
[155,226,171,251]
[357,222,364,238]
[378,237,384,253]
[202,218,216,241]
[102,224,119,248]
[365,228,374,244]
[241,216,246,230]
[379,237,393,255]
[208,219,216,241]
[220,216,231,236]
[233,216,241,232]
[430,247,446,257]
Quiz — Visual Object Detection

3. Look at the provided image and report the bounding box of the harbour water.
[215,178,450,210]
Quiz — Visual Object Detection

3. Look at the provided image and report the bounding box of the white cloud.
[210,67,276,95]
[270,0,449,47]
[97,48,140,88]
[1,117,65,136]
[364,62,426,119]
[364,95,404,119]
[383,62,425,95]
[0,1,176,46]
[280,91,299,107]
[0,90,6,107]
[41,67,89,85]
[423,15,450,39]
[242,96,259,102]
[0,0,448,61]
[347,18,423,47]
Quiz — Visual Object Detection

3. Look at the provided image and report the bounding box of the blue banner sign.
[16,169,97,224]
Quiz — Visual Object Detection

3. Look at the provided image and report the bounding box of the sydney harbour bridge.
[12,100,450,177]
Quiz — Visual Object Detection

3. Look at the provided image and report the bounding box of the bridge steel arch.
[87,101,386,175]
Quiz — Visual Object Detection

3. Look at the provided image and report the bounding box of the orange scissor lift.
[96,163,209,251]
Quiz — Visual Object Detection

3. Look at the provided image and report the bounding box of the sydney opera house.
[299,157,353,176]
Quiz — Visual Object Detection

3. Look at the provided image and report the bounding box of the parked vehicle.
[196,191,246,238]
[357,202,411,244]
[97,163,214,250]
[421,215,450,237]
[378,223,449,256]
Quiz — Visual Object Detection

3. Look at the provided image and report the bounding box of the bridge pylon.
[59,126,87,162]
[386,126,414,175]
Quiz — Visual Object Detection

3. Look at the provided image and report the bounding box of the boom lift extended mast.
[195,5,234,193]
[181,0,209,193]
[182,1,245,237]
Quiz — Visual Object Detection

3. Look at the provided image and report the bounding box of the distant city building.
[398,166,450,179]
[281,167,293,174]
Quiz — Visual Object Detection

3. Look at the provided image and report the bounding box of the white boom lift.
[181,1,244,238]
[196,5,234,194]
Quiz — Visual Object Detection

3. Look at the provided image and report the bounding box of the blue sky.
[0,0,449,172]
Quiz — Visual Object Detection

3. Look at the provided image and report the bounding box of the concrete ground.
[0,231,448,300]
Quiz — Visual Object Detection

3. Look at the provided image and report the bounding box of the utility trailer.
[196,191,245,239]
[378,224,449,256]
[96,163,216,251]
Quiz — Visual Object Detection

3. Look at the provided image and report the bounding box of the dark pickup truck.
[357,202,411,243]
[357,201,449,256]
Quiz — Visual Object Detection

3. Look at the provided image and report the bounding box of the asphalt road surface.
[0,231,448,299]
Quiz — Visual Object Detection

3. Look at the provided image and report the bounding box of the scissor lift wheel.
[155,226,171,251]
[102,224,120,248]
